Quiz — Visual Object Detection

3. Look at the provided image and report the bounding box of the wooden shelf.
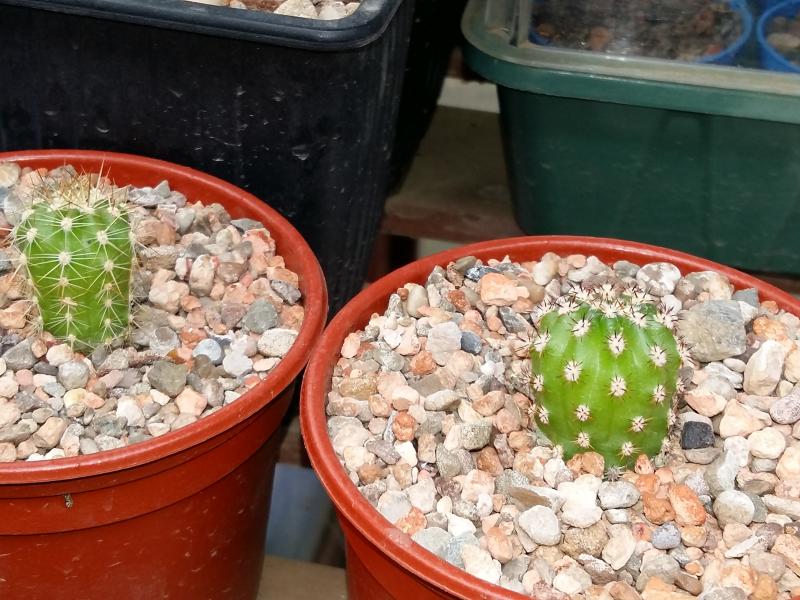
[381,106,800,296]
[383,107,522,244]
[258,555,346,600]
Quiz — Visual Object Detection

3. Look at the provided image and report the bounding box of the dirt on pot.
[0,162,304,462]
[531,0,744,61]
[766,12,800,68]
[187,0,360,20]
[326,251,800,599]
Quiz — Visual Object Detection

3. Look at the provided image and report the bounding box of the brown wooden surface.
[382,106,800,296]
[258,555,347,600]
[383,107,522,244]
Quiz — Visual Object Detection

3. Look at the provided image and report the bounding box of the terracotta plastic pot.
[301,235,800,600]
[0,150,327,599]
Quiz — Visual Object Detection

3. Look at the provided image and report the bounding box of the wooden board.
[258,555,347,600]
[383,107,523,243]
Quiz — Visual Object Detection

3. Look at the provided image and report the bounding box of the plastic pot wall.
[0,150,327,600]
[300,235,800,600]
[462,0,800,276]
[495,89,800,274]
[0,0,412,314]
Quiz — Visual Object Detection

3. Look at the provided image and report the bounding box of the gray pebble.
[31,407,54,424]
[57,361,90,391]
[365,439,400,465]
[751,457,778,473]
[452,499,480,522]
[577,554,617,585]
[498,307,527,333]
[148,326,180,356]
[79,437,99,455]
[598,481,640,509]
[705,450,739,496]
[15,391,45,413]
[411,527,452,558]
[442,532,480,568]
[270,280,301,305]
[770,386,800,424]
[98,349,131,372]
[242,299,278,333]
[33,362,58,376]
[636,262,681,296]
[376,490,411,524]
[675,300,746,362]
[42,381,67,396]
[460,331,482,355]
[3,340,36,370]
[745,492,767,523]
[192,339,224,365]
[613,260,640,279]
[175,207,196,233]
[373,349,404,372]
[95,434,125,451]
[684,447,720,465]
[749,549,786,579]
[436,445,462,478]
[460,422,492,451]
[651,522,681,550]
[147,361,188,397]
[714,490,755,526]
[222,352,253,377]
[0,420,37,444]
[637,554,680,588]
[731,288,759,307]
[423,390,458,411]
[230,217,262,232]
[92,414,127,438]
[257,329,298,358]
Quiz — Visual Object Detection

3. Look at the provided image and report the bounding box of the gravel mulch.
[0,161,303,462]
[327,251,800,599]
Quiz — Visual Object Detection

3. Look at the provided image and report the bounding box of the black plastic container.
[388,0,466,192]
[0,0,413,313]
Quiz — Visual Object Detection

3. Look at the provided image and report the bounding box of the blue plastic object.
[758,0,800,72]
[530,0,752,65]
[758,0,785,11]
[266,464,335,561]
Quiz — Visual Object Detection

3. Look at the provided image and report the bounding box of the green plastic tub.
[462,0,800,273]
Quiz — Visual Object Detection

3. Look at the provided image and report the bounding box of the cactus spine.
[12,174,135,350]
[529,283,690,471]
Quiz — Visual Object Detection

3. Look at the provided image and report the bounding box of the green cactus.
[12,174,135,351]
[529,283,689,471]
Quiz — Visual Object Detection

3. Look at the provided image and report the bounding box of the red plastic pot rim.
[300,235,800,600]
[0,149,328,484]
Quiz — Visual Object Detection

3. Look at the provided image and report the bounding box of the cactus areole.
[12,175,134,351]
[529,283,689,471]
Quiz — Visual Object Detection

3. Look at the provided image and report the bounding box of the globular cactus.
[12,174,135,350]
[529,283,690,471]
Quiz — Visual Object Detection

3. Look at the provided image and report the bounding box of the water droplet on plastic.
[291,145,310,161]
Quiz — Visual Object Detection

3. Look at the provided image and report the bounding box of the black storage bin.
[0,0,414,313]
[388,0,467,192]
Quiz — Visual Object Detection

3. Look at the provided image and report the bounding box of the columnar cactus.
[12,174,135,350]
[529,283,690,471]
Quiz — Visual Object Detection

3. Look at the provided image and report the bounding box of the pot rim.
[300,235,800,600]
[0,149,328,484]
